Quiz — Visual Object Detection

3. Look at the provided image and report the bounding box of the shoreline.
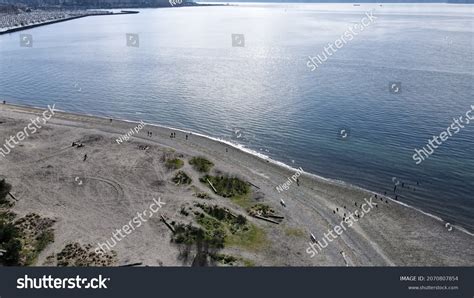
[1,102,472,266]
[0,11,138,36]
[0,4,230,36]
[3,102,473,237]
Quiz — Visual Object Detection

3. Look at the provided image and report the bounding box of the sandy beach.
[0,103,472,267]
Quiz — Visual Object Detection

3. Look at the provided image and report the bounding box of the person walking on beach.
[186,134,188,140]
[83,154,87,161]
[296,178,300,186]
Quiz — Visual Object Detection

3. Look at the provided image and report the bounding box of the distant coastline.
[0,11,138,35]
[0,3,230,36]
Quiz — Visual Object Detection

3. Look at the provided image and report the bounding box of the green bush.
[210,253,238,265]
[1,238,22,265]
[172,215,226,249]
[0,221,22,266]
[196,203,248,235]
[35,230,54,253]
[172,171,192,185]
[0,179,12,205]
[200,175,249,198]
[189,157,214,173]
[195,192,211,200]
[196,215,226,248]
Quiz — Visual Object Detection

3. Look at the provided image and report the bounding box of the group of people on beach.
[168,132,189,141]
[71,141,87,161]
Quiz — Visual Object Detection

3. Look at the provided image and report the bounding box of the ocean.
[0,3,473,232]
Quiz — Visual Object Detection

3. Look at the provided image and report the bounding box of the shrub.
[35,230,54,253]
[0,179,12,205]
[195,192,211,199]
[1,238,22,265]
[200,175,249,198]
[189,157,214,173]
[172,171,192,185]
[210,253,238,265]
[247,204,275,217]
[196,203,248,234]
[0,221,22,266]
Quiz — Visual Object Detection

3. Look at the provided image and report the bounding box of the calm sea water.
[0,3,473,231]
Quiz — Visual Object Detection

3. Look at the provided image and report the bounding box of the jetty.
[0,10,139,35]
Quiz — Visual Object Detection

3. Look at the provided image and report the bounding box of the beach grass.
[189,157,214,173]
[284,226,306,238]
[209,253,239,265]
[225,222,266,252]
[247,203,274,216]
[195,214,226,248]
[0,179,12,205]
[210,253,256,267]
[0,220,22,265]
[200,175,250,198]
[172,171,192,185]
[35,230,54,253]
[24,229,54,265]
[195,192,212,200]
[229,193,254,209]
[172,203,266,255]
[195,203,266,252]
[242,258,256,267]
[172,220,225,248]
[165,158,184,170]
